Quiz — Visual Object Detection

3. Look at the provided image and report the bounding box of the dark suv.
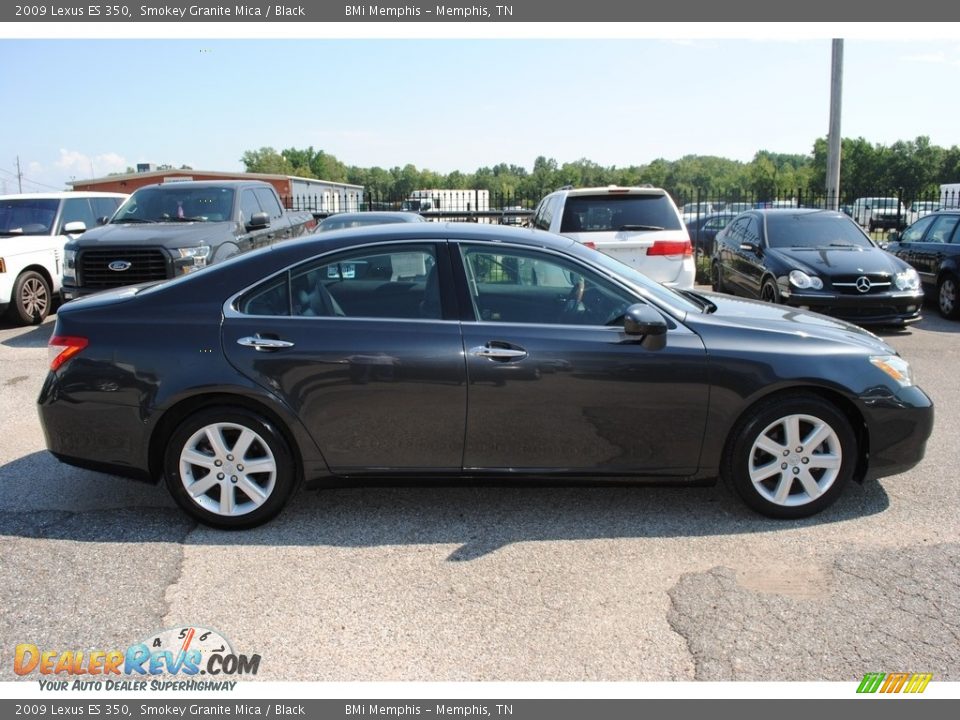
[886,210,960,319]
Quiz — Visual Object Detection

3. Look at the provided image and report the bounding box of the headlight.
[788,269,823,290]
[175,245,210,274]
[870,355,914,387]
[894,267,920,291]
[63,249,76,280]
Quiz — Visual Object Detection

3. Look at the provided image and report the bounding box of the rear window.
[765,212,874,249]
[560,194,682,233]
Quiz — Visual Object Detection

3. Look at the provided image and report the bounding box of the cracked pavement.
[1,312,957,682]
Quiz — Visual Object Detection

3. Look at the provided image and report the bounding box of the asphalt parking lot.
[0,308,957,683]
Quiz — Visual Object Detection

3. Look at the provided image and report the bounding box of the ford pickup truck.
[61,180,315,299]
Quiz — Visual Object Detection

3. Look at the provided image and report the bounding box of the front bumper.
[780,288,924,326]
[859,385,934,483]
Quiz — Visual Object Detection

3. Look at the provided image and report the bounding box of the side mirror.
[62,221,87,235]
[739,242,761,255]
[886,230,901,243]
[247,211,270,229]
[623,303,668,351]
[96,216,110,226]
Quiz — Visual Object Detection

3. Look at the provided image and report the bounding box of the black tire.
[711,262,726,293]
[937,273,960,320]
[163,406,297,529]
[760,278,780,304]
[8,270,51,325]
[722,394,856,519]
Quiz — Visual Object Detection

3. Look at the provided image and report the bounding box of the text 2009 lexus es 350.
[38,223,933,528]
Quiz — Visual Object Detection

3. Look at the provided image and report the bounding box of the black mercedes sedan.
[38,224,933,528]
[711,209,924,326]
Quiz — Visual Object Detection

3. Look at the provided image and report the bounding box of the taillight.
[582,241,597,250]
[48,336,88,371]
[647,240,692,257]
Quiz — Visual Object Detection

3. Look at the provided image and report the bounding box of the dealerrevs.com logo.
[14,626,260,691]
[857,673,933,694]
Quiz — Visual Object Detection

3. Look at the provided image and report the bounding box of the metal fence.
[281,187,960,248]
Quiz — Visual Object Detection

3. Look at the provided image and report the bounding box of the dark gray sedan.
[38,224,933,528]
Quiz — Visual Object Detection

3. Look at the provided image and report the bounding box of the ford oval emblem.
[108,260,132,272]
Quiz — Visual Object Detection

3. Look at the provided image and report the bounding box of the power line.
[0,165,67,192]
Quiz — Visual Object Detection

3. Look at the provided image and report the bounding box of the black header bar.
[4,0,960,23]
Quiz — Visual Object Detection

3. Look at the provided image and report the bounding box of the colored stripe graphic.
[857,672,932,694]
[857,673,885,693]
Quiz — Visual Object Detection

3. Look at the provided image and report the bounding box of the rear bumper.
[37,372,153,481]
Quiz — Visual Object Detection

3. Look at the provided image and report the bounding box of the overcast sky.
[2,33,959,192]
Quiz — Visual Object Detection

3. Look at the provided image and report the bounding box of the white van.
[0,192,127,324]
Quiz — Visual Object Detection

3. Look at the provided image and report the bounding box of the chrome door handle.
[469,345,527,360]
[237,336,295,351]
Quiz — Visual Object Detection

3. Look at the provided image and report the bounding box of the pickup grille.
[78,248,170,288]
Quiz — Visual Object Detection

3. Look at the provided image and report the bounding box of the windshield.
[112,186,235,223]
[0,198,58,236]
[561,194,683,233]
[766,212,874,249]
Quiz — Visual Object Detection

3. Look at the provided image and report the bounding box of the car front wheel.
[760,278,780,304]
[9,270,51,325]
[937,273,959,319]
[723,394,856,519]
[163,407,297,528]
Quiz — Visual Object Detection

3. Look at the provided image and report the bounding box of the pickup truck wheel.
[938,273,960,319]
[723,394,855,519]
[164,407,297,529]
[9,270,51,325]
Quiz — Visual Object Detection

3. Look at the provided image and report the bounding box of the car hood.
[688,291,896,355]
[67,221,234,249]
[768,246,905,276]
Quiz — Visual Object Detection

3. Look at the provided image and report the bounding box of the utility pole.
[826,39,843,211]
[15,155,23,193]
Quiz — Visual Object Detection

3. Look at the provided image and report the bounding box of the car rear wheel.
[9,270,51,325]
[937,273,959,319]
[723,394,855,519]
[163,407,297,528]
[760,278,780,304]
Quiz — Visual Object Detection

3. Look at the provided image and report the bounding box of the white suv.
[530,186,694,288]
[0,192,127,324]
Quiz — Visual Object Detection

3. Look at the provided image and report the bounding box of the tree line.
[240,136,960,204]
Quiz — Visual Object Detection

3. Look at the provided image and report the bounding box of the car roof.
[321,211,423,221]
[273,222,575,260]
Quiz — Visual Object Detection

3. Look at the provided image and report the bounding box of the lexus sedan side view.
[711,209,924,326]
[38,224,933,528]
